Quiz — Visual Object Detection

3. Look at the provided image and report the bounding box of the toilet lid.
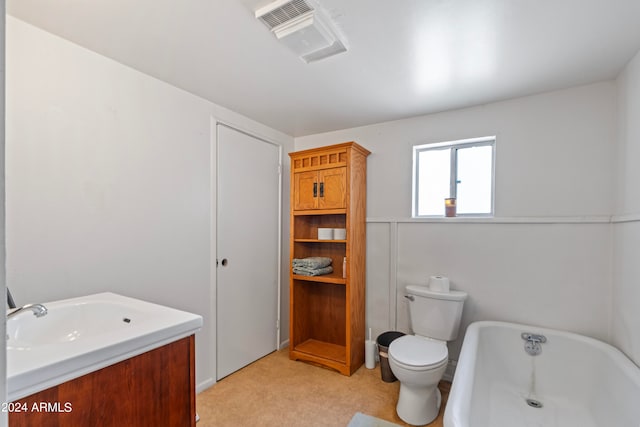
[389,335,448,368]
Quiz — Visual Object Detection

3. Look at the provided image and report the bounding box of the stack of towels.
[292,257,333,276]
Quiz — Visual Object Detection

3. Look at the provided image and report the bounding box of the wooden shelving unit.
[289,142,370,376]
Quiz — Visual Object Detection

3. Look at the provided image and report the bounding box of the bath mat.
[347,412,402,427]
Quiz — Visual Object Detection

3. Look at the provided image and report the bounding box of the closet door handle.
[319,182,324,197]
[313,182,318,197]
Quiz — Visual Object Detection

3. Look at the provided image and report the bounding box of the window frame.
[412,136,496,218]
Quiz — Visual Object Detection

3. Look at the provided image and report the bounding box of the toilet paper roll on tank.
[427,275,450,292]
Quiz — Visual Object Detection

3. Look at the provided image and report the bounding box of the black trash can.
[376,331,405,382]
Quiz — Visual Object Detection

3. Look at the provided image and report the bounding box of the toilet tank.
[406,285,468,341]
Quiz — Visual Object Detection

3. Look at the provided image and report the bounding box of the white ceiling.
[7,0,640,137]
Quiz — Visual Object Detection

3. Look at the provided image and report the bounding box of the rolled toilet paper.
[365,340,376,369]
[333,228,346,240]
[318,228,333,240]
[428,275,450,292]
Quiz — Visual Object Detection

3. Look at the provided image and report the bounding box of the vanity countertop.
[7,292,202,401]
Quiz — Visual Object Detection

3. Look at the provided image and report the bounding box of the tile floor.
[196,348,449,426]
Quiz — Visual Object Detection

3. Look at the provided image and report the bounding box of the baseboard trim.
[279,339,290,350]
[196,378,216,394]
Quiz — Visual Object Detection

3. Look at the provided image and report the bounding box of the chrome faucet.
[7,303,48,319]
[521,332,546,356]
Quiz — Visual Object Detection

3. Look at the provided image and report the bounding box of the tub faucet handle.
[521,333,547,344]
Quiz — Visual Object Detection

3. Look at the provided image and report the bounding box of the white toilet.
[388,285,467,426]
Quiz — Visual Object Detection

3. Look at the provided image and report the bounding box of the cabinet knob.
[221,258,228,267]
[313,182,318,197]
[319,182,324,197]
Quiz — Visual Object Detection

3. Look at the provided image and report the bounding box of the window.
[412,136,495,217]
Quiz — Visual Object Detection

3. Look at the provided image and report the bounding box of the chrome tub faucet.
[521,332,547,356]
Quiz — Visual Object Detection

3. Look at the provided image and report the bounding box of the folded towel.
[293,266,334,276]
[292,257,332,269]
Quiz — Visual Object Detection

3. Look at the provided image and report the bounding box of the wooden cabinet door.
[319,167,346,209]
[294,170,318,210]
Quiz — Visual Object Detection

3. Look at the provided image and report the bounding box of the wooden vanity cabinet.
[289,142,370,376]
[9,336,196,427]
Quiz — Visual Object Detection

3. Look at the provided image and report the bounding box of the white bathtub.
[444,321,640,427]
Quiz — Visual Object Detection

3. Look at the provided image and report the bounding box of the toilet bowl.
[388,335,448,425]
[388,285,468,425]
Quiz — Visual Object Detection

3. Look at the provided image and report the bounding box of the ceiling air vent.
[257,0,313,30]
[255,0,347,63]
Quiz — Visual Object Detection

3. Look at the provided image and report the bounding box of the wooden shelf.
[294,239,347,244]
[293,209,346,216]
[294,339,346,364]
[292,274,346,285]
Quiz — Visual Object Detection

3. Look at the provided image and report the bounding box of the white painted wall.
[5,16,293,391]
[1,3,7,426]
[612,48,640,366]
[296,82,616,361]
[301,82,616,220]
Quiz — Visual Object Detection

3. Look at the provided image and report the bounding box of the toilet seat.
[389,335,448,370]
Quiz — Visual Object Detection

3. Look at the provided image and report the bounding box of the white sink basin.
[7,292,202,401]
[8,299,143,348]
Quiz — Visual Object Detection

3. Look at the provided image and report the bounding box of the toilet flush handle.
[404,295,415,301]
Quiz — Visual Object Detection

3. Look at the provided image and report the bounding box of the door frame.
[209,117,283,385]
